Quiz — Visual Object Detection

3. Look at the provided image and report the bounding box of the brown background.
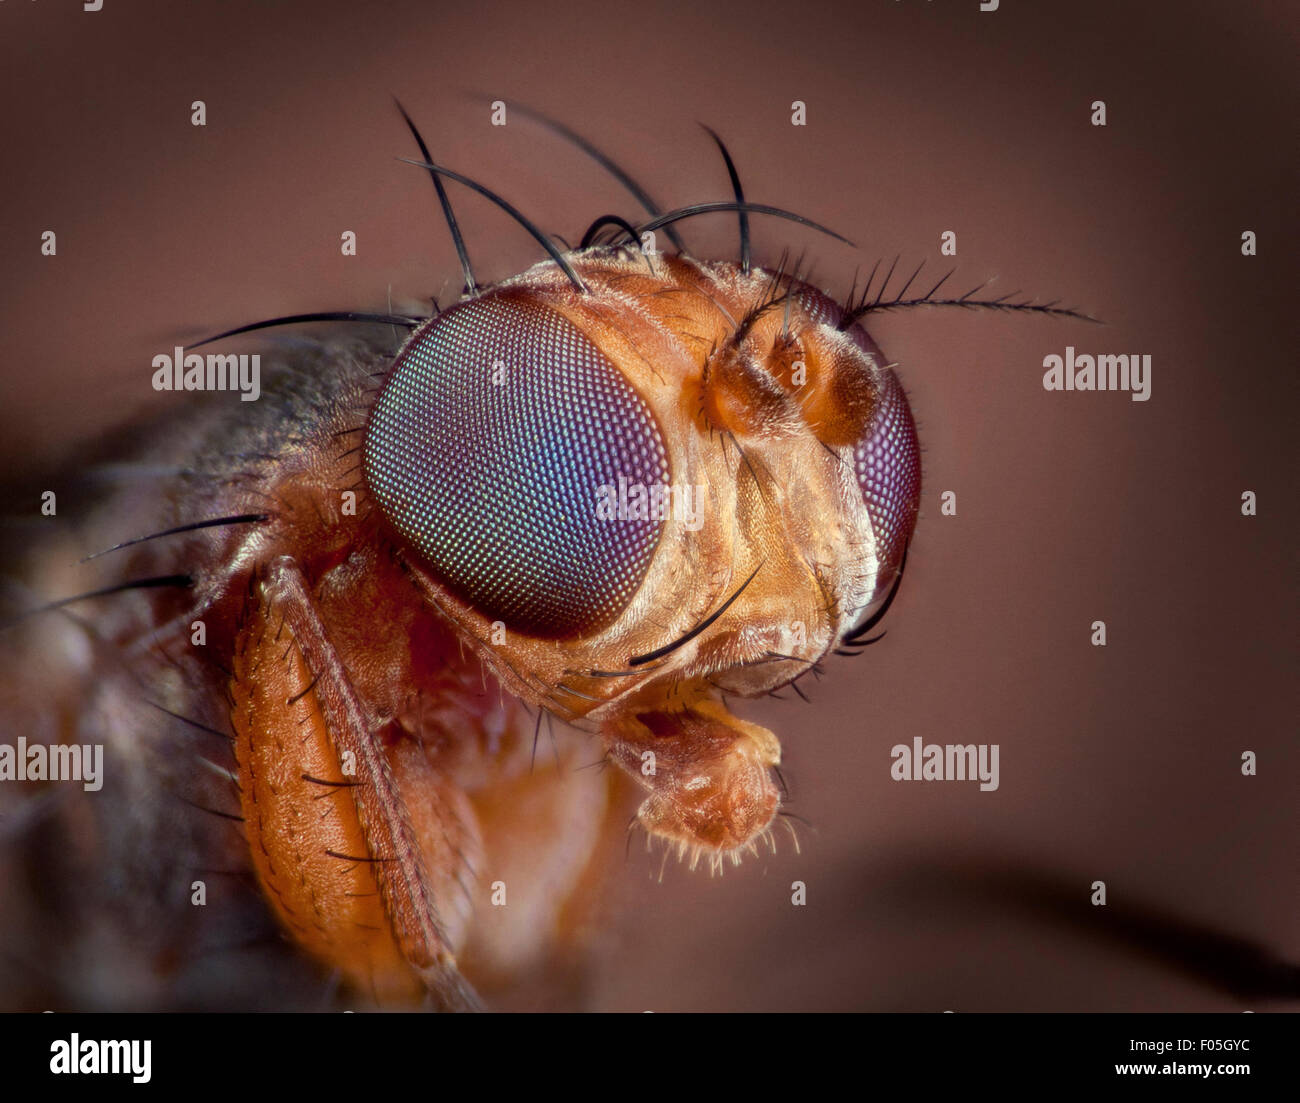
[0,0,1295,1011]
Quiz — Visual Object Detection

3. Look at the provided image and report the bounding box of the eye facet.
[364,296,669,637]
[853,365,921,591]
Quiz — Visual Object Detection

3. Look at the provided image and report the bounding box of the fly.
[0,102,1091,1011]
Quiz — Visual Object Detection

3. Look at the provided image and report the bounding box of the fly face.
[362,250,921,866]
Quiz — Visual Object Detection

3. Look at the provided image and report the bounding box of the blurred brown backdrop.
[0,0,1294,1010]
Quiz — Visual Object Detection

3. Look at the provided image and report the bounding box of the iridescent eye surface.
[364,296,669,637]
[853,366,921,586]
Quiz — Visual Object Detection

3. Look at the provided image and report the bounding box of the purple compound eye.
[363,296,669,637]
[853,365,921,593]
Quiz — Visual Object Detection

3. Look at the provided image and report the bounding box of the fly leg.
[229,554,480,1010]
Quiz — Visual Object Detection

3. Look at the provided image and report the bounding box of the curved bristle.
[700,125,750,274]
[632,201,852,249]
[397,156,588,293]
[507,101,688,252]
[394,98,477,296]
[189,312,423,350]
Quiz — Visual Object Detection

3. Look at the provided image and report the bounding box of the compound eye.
[363,296,669,637]
[853,365,920,597]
